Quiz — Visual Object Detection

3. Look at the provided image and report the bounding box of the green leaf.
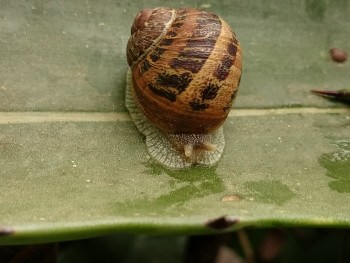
[1,0,350,245]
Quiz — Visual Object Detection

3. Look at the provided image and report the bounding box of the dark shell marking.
[170,13,221,74]
[202,83,220,101]
[150,47,166,62]
[189,100,209,111]
[149,72,193,102]
[156,72,192,94]
[215,55,235,81]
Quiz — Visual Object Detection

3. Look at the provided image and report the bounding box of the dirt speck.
[221,195,241,202]
[205,215,238,230]
[330,48,347,63]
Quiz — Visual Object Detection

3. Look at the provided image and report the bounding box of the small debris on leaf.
[330,48,347,63]
[311,89,350,102]
[205,215,238,230]
[221,195,241,202]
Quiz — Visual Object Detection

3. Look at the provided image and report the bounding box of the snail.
[125,7,242,169]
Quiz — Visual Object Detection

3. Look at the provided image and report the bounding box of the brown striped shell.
[125,7,242,169]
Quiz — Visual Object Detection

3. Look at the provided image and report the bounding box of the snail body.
[125,7,242,169]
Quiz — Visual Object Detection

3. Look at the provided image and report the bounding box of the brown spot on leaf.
[221,195,241,202]
[330,47,347,63]
[0,227,15,236]
[205,215,238,230]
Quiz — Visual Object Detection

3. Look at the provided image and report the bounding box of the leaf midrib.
[0,108,348,124]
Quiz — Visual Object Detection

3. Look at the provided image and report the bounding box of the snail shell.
[125,7,242,169]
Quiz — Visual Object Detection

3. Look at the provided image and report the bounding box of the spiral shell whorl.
[127,7,175,67]
[130,8,152,34]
